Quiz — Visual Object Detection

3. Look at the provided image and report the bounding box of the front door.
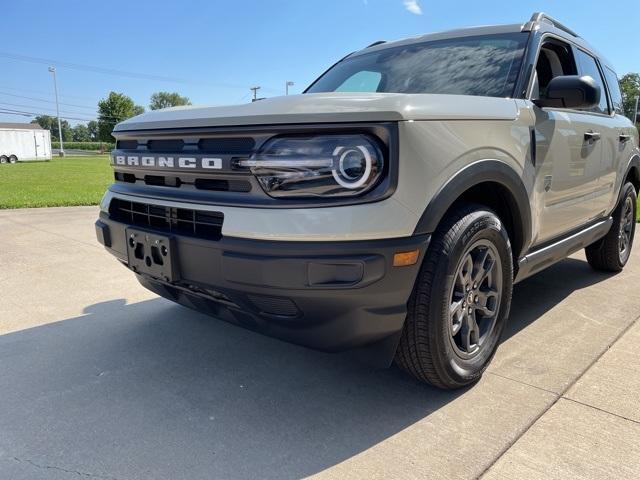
[530,38,604,244]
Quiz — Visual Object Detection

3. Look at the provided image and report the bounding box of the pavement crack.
[477,311,640,479]
[561,397,640,426]
[13,456,124,480]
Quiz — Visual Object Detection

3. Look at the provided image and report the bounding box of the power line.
[0,107,97,122]
[0,51,190,84]
[0,106,127,123]
[0,84,96,101]
[0,101,98,118]
[0,101,126,122]
[0,91,97,110]
[0,51,282,93]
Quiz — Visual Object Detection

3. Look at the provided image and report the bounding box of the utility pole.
[634,96,639,124]
[286,81,294,95]
[250,86,261,102]
[48,66,65,157]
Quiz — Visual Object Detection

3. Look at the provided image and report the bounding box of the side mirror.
[534,75,600,110]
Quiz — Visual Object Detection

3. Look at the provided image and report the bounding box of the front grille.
[110,198,223,240]
[116,136,256,155]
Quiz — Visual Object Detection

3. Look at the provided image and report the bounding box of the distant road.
[52,149,109,156]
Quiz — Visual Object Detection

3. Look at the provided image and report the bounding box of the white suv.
[96,13,639,388]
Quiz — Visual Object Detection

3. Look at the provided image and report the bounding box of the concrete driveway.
[1,206,639,480]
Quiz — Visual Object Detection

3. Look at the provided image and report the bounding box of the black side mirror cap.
[533,75,600,110]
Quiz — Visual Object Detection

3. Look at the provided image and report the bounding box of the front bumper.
[96,212,430,353]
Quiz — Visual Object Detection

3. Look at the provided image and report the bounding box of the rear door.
[572,48,622,218]
[598,63,635,216]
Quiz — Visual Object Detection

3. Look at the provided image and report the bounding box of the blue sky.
[2,0,638,125]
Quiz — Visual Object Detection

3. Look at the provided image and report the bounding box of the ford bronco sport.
[96,13,639,389]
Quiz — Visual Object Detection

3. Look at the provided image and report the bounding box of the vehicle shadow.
[0,256,614,479]
[504,256,614,341]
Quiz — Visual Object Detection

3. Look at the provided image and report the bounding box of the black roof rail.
[366,40,386,48]
[523,12,579,38]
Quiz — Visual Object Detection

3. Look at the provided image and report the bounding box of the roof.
[0,122,46,130]
[352,12,609,67]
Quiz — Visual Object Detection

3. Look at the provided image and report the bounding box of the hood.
[114,92,519,132]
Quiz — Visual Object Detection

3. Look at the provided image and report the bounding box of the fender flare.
[623,154,640,191]
[413,159,533,258]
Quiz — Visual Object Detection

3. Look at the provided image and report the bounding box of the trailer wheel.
[0,156,7,164]
[8,155,18,164]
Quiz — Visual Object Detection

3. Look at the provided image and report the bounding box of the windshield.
[306,33,528,98]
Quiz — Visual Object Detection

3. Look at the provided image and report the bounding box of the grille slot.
[198,137,255,154]
[194,178,252,192]
[116,140,138,150]
[114,172,136,183]
[110,198,223,240]
[147,139,185,152]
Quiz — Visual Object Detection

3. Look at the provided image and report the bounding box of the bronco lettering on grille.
[113,155,222,170]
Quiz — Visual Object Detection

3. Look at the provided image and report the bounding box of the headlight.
[236,134,384,198]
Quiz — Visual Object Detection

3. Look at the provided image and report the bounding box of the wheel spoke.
[458,254,473,286]
[476,289,499,317]
[473,248,495,286]
[460,310,480,353]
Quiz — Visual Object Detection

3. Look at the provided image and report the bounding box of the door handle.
[584,131,601,142]
[619,134,631,142]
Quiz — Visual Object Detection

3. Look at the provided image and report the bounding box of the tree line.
[31,91,191,142]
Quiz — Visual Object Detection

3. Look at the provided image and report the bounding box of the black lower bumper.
[96,213,430,355]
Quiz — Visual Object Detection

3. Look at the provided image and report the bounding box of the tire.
[585,182,637,272]
[395,204,514,389]
[0,156,7,165]
[8,155,17,164]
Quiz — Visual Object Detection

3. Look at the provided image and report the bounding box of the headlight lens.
[236,134,384,198]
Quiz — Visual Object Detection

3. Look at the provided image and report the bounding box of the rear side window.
[574,49,609,114]
[602,67,624,115]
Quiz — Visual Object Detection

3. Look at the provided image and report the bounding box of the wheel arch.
[624,154,640,194]
[413,160,532,260]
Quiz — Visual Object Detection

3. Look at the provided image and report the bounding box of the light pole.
[48,66,65,157]
[286,80,294,95]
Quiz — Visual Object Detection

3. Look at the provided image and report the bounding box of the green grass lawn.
[0,155,113,209]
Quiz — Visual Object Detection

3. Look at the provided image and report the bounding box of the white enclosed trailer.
[0,123,52,164]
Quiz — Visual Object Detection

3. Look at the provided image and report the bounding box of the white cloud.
[403,0,422,15]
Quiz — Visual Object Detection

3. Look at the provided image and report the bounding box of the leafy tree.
[31,115,72,141]
[87,120,99,141]
[149,91,191,110]
[97,91,145,142]
[619,73,640,130]
[72,124,91,142]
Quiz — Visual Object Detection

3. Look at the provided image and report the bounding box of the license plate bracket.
[125,228,179,282]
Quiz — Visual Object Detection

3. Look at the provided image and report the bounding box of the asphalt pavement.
[1,206,639,480]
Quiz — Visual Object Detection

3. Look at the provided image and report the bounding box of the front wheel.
[585,182,637,272]
[8,155,17,164]
[395,204,513,389]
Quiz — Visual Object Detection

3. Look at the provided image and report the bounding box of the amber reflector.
[393,249,420,267]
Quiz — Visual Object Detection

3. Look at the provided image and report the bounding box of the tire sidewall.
[428,210,513,385]
[617,183,637,267]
